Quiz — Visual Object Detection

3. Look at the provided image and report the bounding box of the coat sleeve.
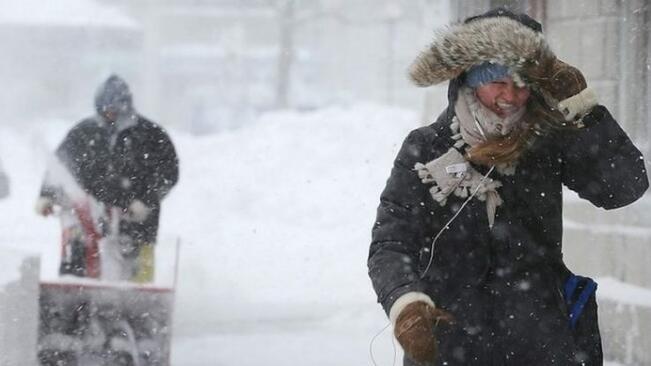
[53,122,110,202]
[140,126,179,206]
[560,105,649,209]
[368,129,434,315]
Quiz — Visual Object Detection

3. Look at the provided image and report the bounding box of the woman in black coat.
[368,8,648,366]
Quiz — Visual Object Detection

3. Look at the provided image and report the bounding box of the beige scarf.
[414,87,526,228]
[455,87,526,147]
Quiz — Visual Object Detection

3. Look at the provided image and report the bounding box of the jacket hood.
[94,74,133,117]
[409,7,554,105]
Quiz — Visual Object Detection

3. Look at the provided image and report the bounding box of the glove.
[126,199,151,222]
[534,59,587,102]
[394,301,454,365]
[35,196,54,216]
[524,59,598,122]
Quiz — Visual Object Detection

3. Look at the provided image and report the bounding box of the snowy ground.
[0,103,647,365]
[164,104,419,365]
[0,103,418,365]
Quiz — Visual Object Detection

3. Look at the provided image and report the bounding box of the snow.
[161,44,282,59]
[597,277,651,308]
[0,248,37,286]
[0,103,419,364]
[0,0,139,29]
[172,308,399,366]
[565,219,651,238]
[161,104,419,335]
[1,102,647,365]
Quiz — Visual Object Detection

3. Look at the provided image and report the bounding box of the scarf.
[455,87,526,147]
[414,88,526,228]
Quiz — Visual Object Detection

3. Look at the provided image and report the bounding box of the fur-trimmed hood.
[409,8,555,90]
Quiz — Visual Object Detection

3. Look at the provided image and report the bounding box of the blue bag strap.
[568,278,597,329]
[564,274,581,305]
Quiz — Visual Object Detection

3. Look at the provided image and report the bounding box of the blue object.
[464,62,511,88]
[563,275,598,330]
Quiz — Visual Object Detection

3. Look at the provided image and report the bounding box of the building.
[0,0,142,124]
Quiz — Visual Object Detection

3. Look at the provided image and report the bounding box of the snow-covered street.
[172,303,398,366]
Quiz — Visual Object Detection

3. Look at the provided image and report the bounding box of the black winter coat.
[368,102,648,365]
[42,115,179,244]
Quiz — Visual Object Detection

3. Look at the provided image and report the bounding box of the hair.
[465,92,563,166]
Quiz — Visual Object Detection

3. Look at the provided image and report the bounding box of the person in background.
[368,8,648,366]
[36,74,179,283]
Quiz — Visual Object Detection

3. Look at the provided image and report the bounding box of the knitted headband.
[464,62,511,88]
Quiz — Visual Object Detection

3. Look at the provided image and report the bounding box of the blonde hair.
[465,93,563,166]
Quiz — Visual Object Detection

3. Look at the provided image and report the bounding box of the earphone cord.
[420,164,495,279]
[369,321,396,366]
[372,116,493,363]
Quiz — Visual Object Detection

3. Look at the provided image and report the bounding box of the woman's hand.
[394,301,454,365]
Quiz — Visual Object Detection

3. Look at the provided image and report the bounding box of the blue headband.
[465,62,510,88]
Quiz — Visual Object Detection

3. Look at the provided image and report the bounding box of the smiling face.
[474,77,530,118]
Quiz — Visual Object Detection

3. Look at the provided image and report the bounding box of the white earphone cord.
[369,321,396,366]
[420,165,495,278]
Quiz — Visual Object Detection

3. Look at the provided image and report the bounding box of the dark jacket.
[42,115,179,244]
[369,99,648,365]
[369,8,648,365]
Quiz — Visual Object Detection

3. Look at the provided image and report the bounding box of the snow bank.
[161,104,420,333]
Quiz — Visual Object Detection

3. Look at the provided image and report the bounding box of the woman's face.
[475,77,530,118]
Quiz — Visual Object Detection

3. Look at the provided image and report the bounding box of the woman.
[368,8,648,366]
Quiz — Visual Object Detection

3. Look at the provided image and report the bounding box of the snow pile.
[161,104,419,332]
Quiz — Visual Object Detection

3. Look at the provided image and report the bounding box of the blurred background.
[0,0,649,365]
[0,0,449,133]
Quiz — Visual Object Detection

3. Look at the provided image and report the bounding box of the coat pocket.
[563,274,597,330]
[562,274,603,365]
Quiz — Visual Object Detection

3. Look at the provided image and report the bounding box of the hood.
[409,7,555,105]
[94,74,133,118]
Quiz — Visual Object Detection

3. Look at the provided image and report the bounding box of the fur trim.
[389,292,435,327]
[409,16,554,87]
[558,88,598,122]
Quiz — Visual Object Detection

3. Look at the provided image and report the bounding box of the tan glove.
[394,301,454,365]
[524,59,597,123]
[534,59,587,101]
